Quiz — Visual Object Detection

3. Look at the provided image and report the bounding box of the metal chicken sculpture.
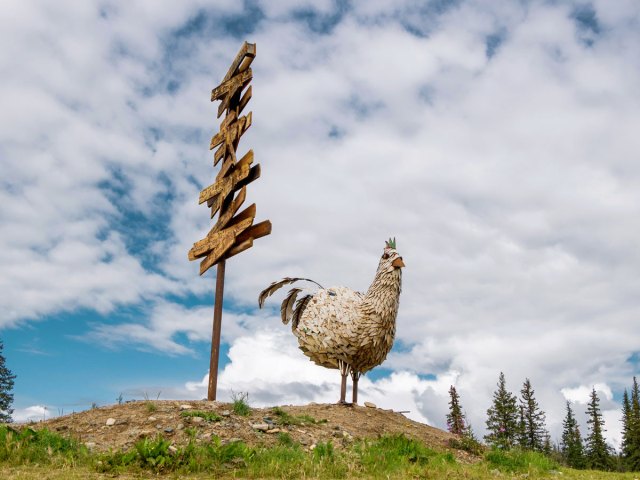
[259,239,404,404]
[189,42,271,401]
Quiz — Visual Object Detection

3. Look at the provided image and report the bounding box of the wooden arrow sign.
[190,41,271,402]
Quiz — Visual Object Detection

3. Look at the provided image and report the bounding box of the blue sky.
[1,0,640,449]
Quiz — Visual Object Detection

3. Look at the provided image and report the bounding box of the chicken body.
[259,241,404,403]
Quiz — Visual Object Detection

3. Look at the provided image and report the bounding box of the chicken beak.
[392,257,405,268]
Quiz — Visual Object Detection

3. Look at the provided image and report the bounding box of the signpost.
[189,42,271,401]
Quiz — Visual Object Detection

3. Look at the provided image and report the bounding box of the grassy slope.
[2,464,640,479]
[2,424,639,480]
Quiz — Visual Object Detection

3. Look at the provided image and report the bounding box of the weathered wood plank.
[211,112,252,166]
[190,216,254,261]
[197,217,255,274]
[237,85,252,116]
[199,162,250,205]
[225,220,272,260]
[215,70,253,118]
[236,163,260,190]
[206,186,247,227]
[233,219,272,246]
[225,238,253,259]
[211,68,252,102]
[221,42,256,84]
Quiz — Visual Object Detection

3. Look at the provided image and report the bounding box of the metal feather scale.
[280,288,302,324]
[258,277,323,308]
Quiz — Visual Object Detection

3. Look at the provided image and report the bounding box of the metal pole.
[207,259,226,401]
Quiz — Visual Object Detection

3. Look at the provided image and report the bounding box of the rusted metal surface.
[208,260,226,401]
[189,41,271,400]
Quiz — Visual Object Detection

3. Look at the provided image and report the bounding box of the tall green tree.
[446,385,466,435]
[621,389,632,462]
[518,378,547,451]
[485,372,519,450]
[585,388,612,470]
[623,378,640,471]
[0,339,16,423]
[561,401,585,469]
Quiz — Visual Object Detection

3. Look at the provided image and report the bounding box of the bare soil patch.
[19,401,474,461]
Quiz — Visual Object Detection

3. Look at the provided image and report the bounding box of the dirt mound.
[21,400,472,460]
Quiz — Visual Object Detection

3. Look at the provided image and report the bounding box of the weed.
[486,447,559,474]
[180,410,222,422]
[0,425,88,467]
[448,433,484,456]
[271,407,327,426]
[313,441,335,460]
[277,432,295,447]
[143,392,161,413]
[231,391,251,416]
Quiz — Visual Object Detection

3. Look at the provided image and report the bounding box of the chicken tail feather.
[258,277,323,308]
[291,295,313,331]
[280,288,302,324]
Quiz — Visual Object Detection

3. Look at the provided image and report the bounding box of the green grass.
[4,424,640,479]
[231,391,251,416]
[0,425,89,468]
[180,410,222,422]
[271,407,328,426]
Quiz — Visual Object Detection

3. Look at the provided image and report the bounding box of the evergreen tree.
[561,401,585,469]
[0,339,16,423]
[485,372,519,450]
[621,389,632,462]
[446,385,466,435]
[585,387,612,470]
[518,378,548,451]
[516,404,526,447]
[625,378,640,471]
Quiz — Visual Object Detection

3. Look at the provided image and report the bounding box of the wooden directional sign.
[189,42,271,401]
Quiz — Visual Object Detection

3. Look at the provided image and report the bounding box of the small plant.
[313,441,334,460]
[0,425,89,466]
[448,426,484,456]
[180,410,222,422]
[143,391,161,413]
[486,447,559,474]
[271,407,327,426]
[277,432,295,447]
[231,391,251,416]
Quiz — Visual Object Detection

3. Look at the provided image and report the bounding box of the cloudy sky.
[1,0,639,450]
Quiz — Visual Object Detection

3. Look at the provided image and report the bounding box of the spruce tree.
[0,339,16,423]
[621,390,632,463]
[446,385,466,435]
[585,387,612,470]
[626,378,640,471]
[485,372,519,449]
[561,401,585,469]
[519,378,547,451]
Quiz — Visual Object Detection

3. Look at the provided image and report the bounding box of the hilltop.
[22,400,473,459]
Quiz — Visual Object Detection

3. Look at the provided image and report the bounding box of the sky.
[1,0,639,451]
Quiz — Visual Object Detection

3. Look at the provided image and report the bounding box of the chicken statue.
[258,238,405,404]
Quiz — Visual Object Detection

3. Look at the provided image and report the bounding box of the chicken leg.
[338,360,350,404]
[351,371,361,404]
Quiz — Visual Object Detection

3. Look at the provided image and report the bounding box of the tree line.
[447,372,640,472]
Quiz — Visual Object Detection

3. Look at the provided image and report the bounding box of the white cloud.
[561,383,614,405]
[12,405,53,424]
[180,329,452,426]
[2,0,640,455]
